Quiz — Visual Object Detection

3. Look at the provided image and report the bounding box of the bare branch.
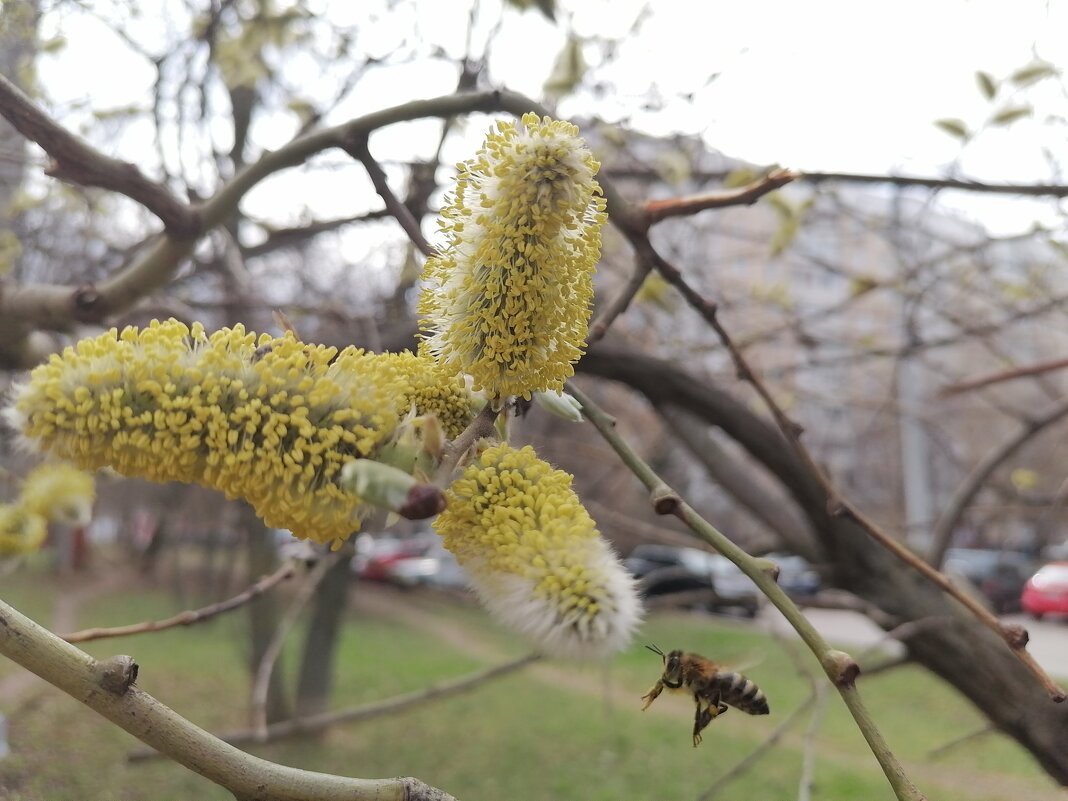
[250,553,342,740]
[61,562,297,644]
[569,384,928,801]
[925,723,997,760]
[697,691,819,801]
[0,73,198,237]
[588,257,651,344]
[604,164,1068,198]
[602,202,1067,696]
[928,397,1068,566]
[130,653,540,758]
[343,134,435,258]
[940,356,1068,397]
[641,168,797,226]
[0,88,557,355]
[801,170,1068,198]
[0,598,457,801]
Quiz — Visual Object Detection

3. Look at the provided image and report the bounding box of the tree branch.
[569,384,927,801]
[130,652,540,758]
[640,167,797,226]
[0,74,198,237]
[0,598,458,801]
[575,344,1068,782]
[928,397,1068,566]
[940,356,1068,397]
[801,170,1068,198]
[343,134,434,258]
[60,562,297,644]
[0,88,557,358]
[250,553,342,740]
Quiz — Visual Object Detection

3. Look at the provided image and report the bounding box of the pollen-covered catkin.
[5,319,473,544]
[419,113,607,400]
[434,443,641,659]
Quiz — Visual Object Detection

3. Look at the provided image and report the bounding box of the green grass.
[0,570,1063,801]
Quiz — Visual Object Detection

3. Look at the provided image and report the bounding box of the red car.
[1021,562,1068,620]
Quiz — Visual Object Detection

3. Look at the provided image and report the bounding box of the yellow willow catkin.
[434,443,641,659]
[419,113,607,400]
[19,462,95,526]
[5,319,474,545]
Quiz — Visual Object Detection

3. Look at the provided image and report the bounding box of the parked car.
[1021,562,1068,620]
[943,548,1036,614]
[624,544,761,617]
[385,540,470,590]
[351,532,437,582]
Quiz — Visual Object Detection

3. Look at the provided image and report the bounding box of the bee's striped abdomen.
[715,671,770,715]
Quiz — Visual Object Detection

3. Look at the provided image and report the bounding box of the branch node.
[754,557,780,582]
[821,649,860,689]
[999,623,1029,650]
[650,486,681,515]
[73,284,102,313]
[97,655,139,694]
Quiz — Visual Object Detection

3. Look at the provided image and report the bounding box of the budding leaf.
[1010,61,1058,88]
[990,105,1032,126]
[975,71,998,100]
[544,35,587,99]
[934,118,969,140]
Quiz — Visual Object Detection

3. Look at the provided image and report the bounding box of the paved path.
[760,606,1067,676]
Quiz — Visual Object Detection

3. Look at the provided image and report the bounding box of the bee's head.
[646,645,683,683]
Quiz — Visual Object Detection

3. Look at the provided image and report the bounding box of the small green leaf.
[1010,61,1058,88]
[848,276,880,297]
[543,35,587,99]
[975,71,997,100]
[40,35,67,54]
[768,217,800,257]
[723,167,757,188]
[934,118,969,140]
[990,105,1032,126]
[764,190,795,219]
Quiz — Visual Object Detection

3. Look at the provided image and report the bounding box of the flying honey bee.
[641,645,770,746]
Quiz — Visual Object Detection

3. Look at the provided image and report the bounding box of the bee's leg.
[641,680,664,711]
[692,701,713,747]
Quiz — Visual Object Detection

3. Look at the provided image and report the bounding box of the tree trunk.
[294,544,354,717]
[244,512,290,724]
[579,344,1068,785]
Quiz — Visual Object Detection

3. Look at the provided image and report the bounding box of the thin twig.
[928,397,1068,566]
[855,617,954,666]
[60,563,298,644]
[925,723,997,760]
[676,289,1066,702]
[0,598,457,801]
[798,685,829,801]
[344,134,435,258]
[249,552,343,740]
[801,170,1068,198]
[130,652,540,759]
[697,692,818,801]
[435,403,500,483]
[570,384,927,801]
[642,168,797,226]
[939,356,1068,396]
[588,257,651,344]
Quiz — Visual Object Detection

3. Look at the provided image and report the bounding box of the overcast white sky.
[33,0,1068,235]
